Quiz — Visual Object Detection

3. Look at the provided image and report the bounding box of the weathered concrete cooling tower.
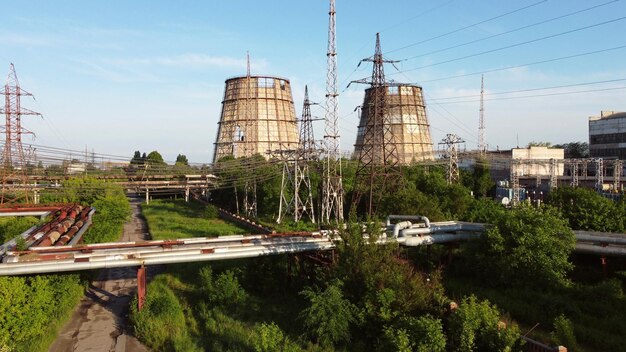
[354,84,434,164]
[213,76,299,162]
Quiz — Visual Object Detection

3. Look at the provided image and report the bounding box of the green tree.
[130,150,143,165]
[175,154,189,166]
[466,206,575,288]
[527,141,552,147]
[472,159,494,197]
[300,281,356,348]
[553,142,589,158]
[146,151,165,165]
[546,187,624,232]
[448,295,520,352]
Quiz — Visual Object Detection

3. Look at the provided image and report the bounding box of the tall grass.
[142,200,247,239]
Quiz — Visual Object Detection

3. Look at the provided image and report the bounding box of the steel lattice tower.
[295,86,316,223]
[1,64,41,204]
[321,0,344,223]
[510,160,520,206]
[242,53,257,219]
[350,33,403,217]
[276,87,317,224]
[596,158,604,192]
[478,75,486,154]
[439,134,464,184]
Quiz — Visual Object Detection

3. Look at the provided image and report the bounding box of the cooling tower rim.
[225,75,291,83]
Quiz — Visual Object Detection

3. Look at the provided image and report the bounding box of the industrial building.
[353,84,434,165]
[589,110,626,160]
[212,76,299,162]
[511,146,565,176]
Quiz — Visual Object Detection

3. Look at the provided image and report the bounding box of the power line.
[403,0,619,61]
[433,85,626,105]
[429,78,626,101]
[385,0,549,54]
[419,44,626,83]
[390,16,626,74]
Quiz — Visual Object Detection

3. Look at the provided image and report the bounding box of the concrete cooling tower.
[213,76,299,162]
[354,84,434,164]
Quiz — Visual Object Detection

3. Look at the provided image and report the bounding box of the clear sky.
[2,0,625,163]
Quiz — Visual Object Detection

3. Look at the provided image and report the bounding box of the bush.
[551,315,580,352]
[383,315,446,352]
[252,322,300,352]
[300,281,356,348]
[207,270,247,306]
[465,206,575,288]
[130,276,195,351]
[448,295,520,352]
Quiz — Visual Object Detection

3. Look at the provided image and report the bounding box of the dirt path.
[49,197,150,352]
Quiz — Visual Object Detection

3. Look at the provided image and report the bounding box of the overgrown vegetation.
[132,199,524,352]
[0,178,130,352]
[142,199,247,239]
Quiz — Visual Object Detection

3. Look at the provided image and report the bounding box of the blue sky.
[2,0,625,163]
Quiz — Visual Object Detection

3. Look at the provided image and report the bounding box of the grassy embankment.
[0,178,130,352]
[133,199,311,351]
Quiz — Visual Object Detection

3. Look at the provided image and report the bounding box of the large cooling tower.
[354,84,434,164]
[213,76,299,162]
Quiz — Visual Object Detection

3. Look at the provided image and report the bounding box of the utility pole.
[478,75,486,154]
[321,0,344,223]
[439,134,464,184]
[243,52,257,219]
[0,64,41,204]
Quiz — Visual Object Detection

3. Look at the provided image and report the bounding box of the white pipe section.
[0,241,335,275]
[402,233,480,247]
[386,215,430,228]
[392,221,412,239]
[0,211,51,218]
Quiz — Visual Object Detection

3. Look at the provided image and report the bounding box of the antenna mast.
[478,75,486,154]
[321,0,344,223]
[243,52,257,218]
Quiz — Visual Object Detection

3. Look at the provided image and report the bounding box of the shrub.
[551,315,580,352]
[448,295,520,352]
[300,281,356,348]
[466,206,575,288]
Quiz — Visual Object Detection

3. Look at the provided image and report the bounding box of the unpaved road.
[49,197,150,352]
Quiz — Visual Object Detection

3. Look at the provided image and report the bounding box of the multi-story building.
[589,110,626,160]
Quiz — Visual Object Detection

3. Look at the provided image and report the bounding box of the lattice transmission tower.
[439,134,464,184]
[478,75,486,154]
[1,64,41,204]
[276,86,318,224]
[350,33,404,217]
[321,0,344,224]
[242,53,257,219]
